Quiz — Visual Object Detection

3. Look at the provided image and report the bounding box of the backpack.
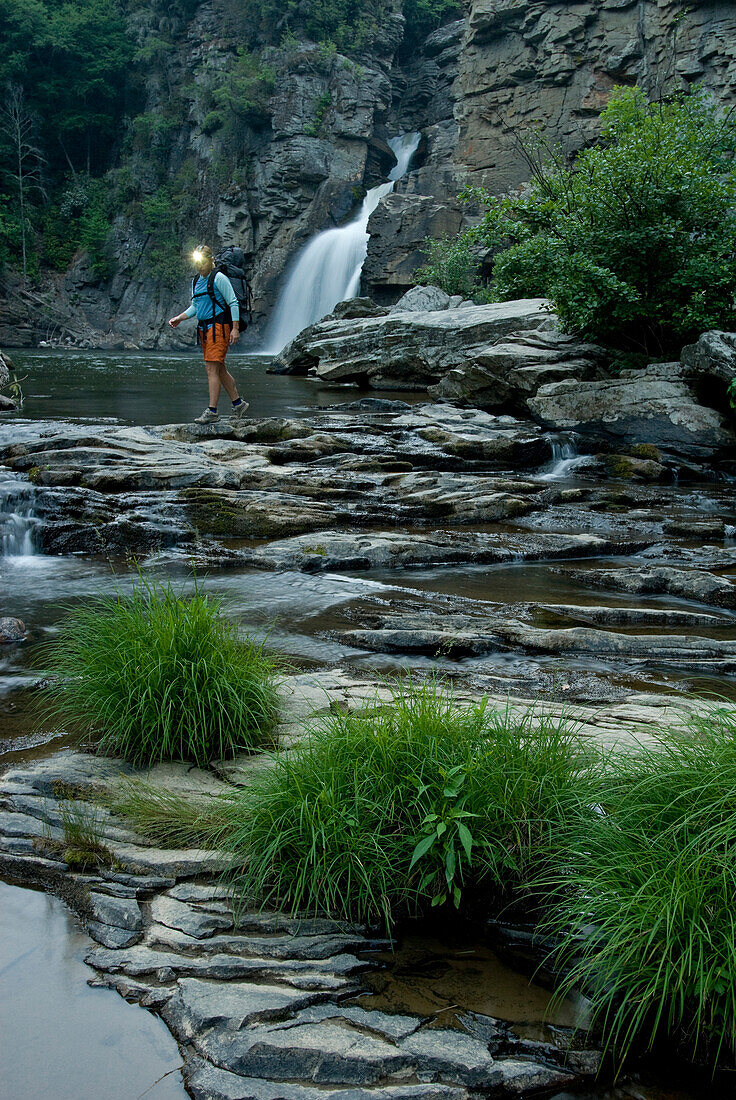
[191,247,254,329]
[213,246,254,327]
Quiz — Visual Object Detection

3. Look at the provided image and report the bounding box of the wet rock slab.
[3,679,661,1099]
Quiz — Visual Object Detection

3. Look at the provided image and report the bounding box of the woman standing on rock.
[168,244,249,424]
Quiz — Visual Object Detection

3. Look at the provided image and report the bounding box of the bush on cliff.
[421,86,736,358]
[44,579,279,768]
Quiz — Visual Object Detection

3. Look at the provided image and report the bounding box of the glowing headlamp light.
[192,249,205,264]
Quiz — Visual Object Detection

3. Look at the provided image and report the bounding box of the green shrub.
[217,684,591,928]
[43,578,280,768]
[304,92,332,138]
[402,0,462,50]
[210,49,276,131]
[423,86,736,357]
[42,176,111,277]
[140,187,187,287]
[415,235,489,301]
[541,705,736,1070]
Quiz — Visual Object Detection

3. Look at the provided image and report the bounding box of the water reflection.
[0,880,186,1099]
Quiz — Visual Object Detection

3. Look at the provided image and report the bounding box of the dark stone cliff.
[5,0,735,349]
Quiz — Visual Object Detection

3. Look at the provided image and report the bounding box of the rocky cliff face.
[366,0,736,301]
[11,0,736,349]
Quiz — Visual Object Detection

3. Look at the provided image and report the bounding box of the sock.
[209,406,217,413]
[232,397,243,407]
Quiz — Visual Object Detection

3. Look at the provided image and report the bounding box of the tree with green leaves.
[422,87,736,360]
[0,0,133,177]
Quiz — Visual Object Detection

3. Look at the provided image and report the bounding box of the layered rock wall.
[455,0,736,191]
[8,0,736,347]
[365,0,736,299]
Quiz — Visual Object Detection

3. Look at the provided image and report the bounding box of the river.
[1,349,733,1098]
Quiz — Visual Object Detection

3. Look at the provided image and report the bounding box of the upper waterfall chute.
[262,132,422,354]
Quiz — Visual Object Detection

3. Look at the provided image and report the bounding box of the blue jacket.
[185,271,240,328]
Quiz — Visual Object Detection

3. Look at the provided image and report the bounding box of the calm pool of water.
[0,879,187,1100]
[7,348,425,426]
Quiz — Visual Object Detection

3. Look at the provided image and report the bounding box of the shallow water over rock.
[7,348,427,426]
[1,351,734,1100]
[0,879,186,1099]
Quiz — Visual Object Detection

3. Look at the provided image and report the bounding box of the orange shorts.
[200,324,231,363]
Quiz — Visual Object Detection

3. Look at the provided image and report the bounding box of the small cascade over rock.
[540,433,586,480]
[1,476,40,557]
[262,132,422,354]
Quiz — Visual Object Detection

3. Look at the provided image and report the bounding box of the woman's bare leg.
[217,363,240,402]
[205,360,222,407]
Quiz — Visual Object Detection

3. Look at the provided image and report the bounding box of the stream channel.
[1,349,734,1098]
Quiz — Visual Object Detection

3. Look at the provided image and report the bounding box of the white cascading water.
[1,477,39,557]
[262,132,422,354]
[539,433,584,480]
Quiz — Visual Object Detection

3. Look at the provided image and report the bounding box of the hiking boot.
[194,408,219,424]
[231,401,250,418]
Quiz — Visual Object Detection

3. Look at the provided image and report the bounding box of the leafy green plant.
[409,762,478,909]
[139,187,187,287]
[209,48,276,132]
[305,92,332,137]
[42,577,280,768]
[42,175,112,276]
[540,704,736,1071]
[422,86,736,357]
[402,0,462,50]
[415,235,489,301]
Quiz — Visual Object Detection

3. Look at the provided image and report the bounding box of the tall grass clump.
[217,683,594,928]
[43,578,280,768]
[541,704,736,1071]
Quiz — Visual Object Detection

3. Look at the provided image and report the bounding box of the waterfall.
[539,433,584,480]
[262,132,422,354]
[1,477,39,557]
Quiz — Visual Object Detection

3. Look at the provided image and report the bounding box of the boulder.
[362,193,464,304]
[273,298,558,391]
[389,285,451,313]
[330,298,387,320]
[429,329,604,410]
[680,331,736,414]
[681,331,736,388]
[0,617,26,644]
[528,363,736,460]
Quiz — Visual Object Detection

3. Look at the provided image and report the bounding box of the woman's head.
[192,244,214,276]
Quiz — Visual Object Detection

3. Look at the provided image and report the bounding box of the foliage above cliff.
[422,87,736,359]
[232,0,460,54]
[0,0,134,176]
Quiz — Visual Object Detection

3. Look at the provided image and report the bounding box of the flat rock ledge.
[0,671,697,1098]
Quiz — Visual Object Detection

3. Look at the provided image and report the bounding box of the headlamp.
[192,249,204,264]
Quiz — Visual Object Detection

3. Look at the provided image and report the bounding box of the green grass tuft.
[218,683,593,928]
[42,577,280,768]
[540,704,736,1071]
[104,780,233,849]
